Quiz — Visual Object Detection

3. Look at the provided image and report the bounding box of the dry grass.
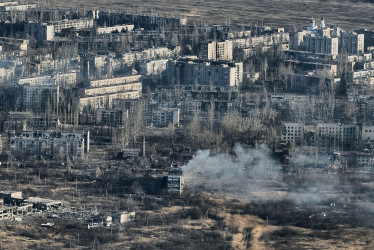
[43,0,374,30]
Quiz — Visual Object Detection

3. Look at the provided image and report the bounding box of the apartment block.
[362,125,374,140]
[4,111,60,132]
[80,82,142,97]
[112,98,151,117]
[10,131,90,158]
[22,84,59,113]
[200,40,233,61]
[281,122,305,142]
[139,59,168,76]
[121,47,180,66]
[232,32,290,49]
[87,75,142,88]
[348,69,374,85]
[302,34,339,55]
[356,29,374,51]
[296,19,365,55]
[317,123,357,142]
[0,37,29,51]
[25,22,55,42]
[0,3,36,11]
[96,24,134,34]
[333,151,374,166]
[79,90,141,110]
[96,109,128,126]
[49,18,94,33]
[340,32,364,55]
[152,108,179,127]
[167,58,243,86]
[78,76,142,110]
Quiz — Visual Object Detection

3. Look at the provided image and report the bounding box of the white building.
[139,59,168,76]
[112,212,135,224]
[295,18,365,55]
[78,76,142,110]
[96,24,134,34]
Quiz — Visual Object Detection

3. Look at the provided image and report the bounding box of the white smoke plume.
[182,144,342,204]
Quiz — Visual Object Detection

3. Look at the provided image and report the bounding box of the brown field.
[43,0,374,30]
[1,145,374,249]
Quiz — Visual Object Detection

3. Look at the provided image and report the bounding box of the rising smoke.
[182,144,343,204]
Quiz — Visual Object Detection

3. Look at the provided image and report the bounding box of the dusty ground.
[1,146,374,249]
[42,0,374,30]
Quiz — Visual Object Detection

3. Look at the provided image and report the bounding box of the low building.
[0,37,29,51]
[167,175,183,194]
[112,211,135,224]
[0,191,23,205]
[0,206,14,220]
[333,151,374,166]
[24,197,62,210]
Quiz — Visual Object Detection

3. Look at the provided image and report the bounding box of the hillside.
[42,0,374,30]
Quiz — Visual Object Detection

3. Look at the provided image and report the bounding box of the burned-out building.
[9,130,90,158]
[167,175,184,194]
[24,197,62,210]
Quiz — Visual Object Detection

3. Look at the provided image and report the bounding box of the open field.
[41,0,374,30]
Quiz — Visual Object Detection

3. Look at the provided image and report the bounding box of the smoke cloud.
[182,144,343,204]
